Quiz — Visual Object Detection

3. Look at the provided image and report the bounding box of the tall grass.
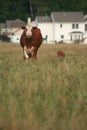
[0,41,87,130]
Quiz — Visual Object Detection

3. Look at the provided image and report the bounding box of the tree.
[0,0,87,23]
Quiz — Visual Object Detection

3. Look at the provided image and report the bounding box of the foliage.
[0,0,87,22]
[0,42,87,130]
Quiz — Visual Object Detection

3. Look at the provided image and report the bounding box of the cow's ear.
[21,26,26,30]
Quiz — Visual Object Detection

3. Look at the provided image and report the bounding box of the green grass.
[0,41,87,130]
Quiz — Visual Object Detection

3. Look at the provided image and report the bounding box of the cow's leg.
[23,46,29,59]
[32,48,38,59]
[28,46,36,59]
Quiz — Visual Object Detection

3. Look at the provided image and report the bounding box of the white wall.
[84,31,87,44]
[11,28,23,36]
[38,23,54,43]
[38,22,85,43]
[1,27,23,37]
[55,22,85,42]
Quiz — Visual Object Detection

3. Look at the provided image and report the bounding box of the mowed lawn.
[0,41,87,130]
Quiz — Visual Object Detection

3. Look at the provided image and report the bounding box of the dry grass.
[0,41,87,130]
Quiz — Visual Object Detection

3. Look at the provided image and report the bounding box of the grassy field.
[0,41,87,130]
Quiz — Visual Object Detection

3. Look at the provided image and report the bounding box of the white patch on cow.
[26,24,33,38]
[24,46,29,59]
[29,46,36,55]
[29,46,35,53]
[23,46,36,59]
[24,50,29,59]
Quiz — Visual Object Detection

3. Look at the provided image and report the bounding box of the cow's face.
[26,24,33,38]
[22,23,33,39]
[22,21,37,39]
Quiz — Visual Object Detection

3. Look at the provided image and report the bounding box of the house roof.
[6,19,26,28]
[51,12,85,22]
[35,16,52,22]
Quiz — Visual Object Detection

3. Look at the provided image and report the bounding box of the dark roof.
[6,19,26,28]
[51,12,85,22]
[35,16,52,22]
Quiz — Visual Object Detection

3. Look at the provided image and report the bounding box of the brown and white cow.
[20,21,42,59]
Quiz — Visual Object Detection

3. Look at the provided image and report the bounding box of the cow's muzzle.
[26,35,32,39]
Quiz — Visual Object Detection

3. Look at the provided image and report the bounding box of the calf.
[57,51,65,58]
[20,22,42,59]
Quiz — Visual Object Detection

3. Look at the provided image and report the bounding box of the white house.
[35,16,53,43]
[0,19,26,43]
[35,12,86,44]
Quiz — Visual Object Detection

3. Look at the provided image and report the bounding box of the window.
[72,24,75,29]
[72,24,79,29]
[76,24,79,29]
[61,35,64,39]
[60,24,62,28]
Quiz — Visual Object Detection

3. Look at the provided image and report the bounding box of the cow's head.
[21,24,33,39]
[21,21,37,39]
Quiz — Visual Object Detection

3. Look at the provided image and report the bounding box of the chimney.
[27,17,31,24]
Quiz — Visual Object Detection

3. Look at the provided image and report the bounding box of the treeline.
[0,0,87,23]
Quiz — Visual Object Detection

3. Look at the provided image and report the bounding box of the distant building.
[0,12,87,44]
[35,16,53,43]
[0,19,26,43]
[35,12,87,44]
